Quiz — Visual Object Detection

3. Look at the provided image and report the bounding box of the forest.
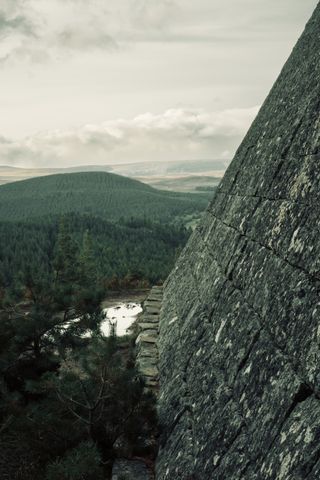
[0,171,210,478]
[0,171,210,296]
[0,223,158,479]
[0,214,190,297]
[0,171,209,223]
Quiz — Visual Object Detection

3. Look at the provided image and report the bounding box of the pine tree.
[78,230,96,288]
[53,219,79,313]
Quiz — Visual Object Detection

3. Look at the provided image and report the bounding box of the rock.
[156,5,320,480]
[138,365,159,378]
[137,343,158,358]
[136,287,163,392]
[138,323,159,331]
[137,355,158,367]
[137,357,159,377]
[144,306,161,315]
[145,378,159,388]
[139,328,158,337]
[137,334,157,344]
[141,315,160,324]
[144,300,162,308]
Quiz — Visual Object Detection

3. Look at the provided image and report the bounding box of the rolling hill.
[0,161,225,193]
[0,171,213,290]
[0,171,210,223]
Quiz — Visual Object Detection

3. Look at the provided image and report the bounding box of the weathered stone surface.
[137,333,158,344]
[137,342,158,358]
[142,315,161,324]
[145,306,162,315]
[112,459,152,480]
[139,323,160,331]
[138,364,159,378]
[145,378,159,388]
[157,6,320,480]
[138,354,158,366]
[145,300,163,308]
[136,286,163,391]
[139,329,159,337]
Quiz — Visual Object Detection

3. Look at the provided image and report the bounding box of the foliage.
[0,224,158,479]
[0,172,193,477]
[0,172,208,293]
[45,442,104,480]
[0,214,190,294]
[0,171,210,223]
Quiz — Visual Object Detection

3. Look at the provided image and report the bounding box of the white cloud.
[0,106,259,167]
[1,0,317,63]
[0,0,316,153]
[130,0,179,31]
[0,0,179,63]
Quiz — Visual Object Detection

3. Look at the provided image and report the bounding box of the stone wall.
[136,286,163,391]
[110,287,163,480]
[156,4,320,480]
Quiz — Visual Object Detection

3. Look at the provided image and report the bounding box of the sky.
[0,0,318,168]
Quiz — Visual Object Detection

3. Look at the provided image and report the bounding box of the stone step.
[147,291,163,297]
[135,286,162,394]
[146,297,162,304]
[138,329,158,337]
[144,306,161,315]
[136,333,157,344]
[136,355,158,366]
[150,285,163,292]
[138,322,160,331]
[136,343,158,357]
[145,378,159,388]
[140,315,159,323]
[137,364,159,378]
[144,300,162,308]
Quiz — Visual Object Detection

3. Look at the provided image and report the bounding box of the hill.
[0,161,226,192]
[0,171,210,223]
[0,171,212,292]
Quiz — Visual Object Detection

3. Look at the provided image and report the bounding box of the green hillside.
[0,171,212,292]
[0,171,210,223]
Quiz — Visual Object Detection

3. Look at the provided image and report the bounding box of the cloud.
[0,12,33,36]
[131,0,179,31]
[0,0,180,63]
[1,0,316,64]
[0,106,259,168]
[0,0,116,63]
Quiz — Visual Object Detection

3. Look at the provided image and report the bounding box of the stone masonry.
[136,286,163,391]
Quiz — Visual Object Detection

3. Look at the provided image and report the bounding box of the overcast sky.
[0,0,318,168]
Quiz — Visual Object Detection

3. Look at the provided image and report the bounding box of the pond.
[101,302,142,336]
[100,291,148,337]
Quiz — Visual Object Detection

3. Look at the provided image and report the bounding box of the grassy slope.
[0,171,211,223]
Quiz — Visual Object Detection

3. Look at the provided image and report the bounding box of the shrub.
[45,441,104,480]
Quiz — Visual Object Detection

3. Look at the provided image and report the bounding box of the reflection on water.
[101,302,143,336]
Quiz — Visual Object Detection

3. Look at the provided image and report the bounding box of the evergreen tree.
[53,219,79,313]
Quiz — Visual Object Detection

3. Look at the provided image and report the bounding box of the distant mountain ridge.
[0,159,227,190]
